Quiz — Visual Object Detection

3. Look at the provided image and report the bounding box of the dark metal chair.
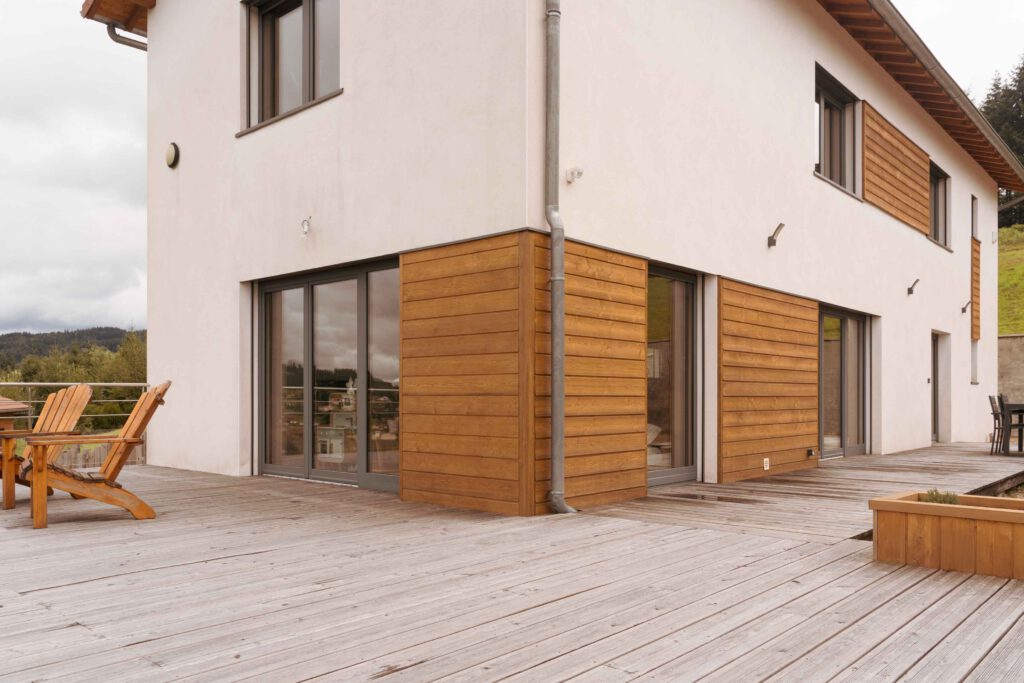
[998,394,1024,454]
[990,395,1004,454]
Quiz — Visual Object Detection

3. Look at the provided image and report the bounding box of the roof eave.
[821,0,1024,192]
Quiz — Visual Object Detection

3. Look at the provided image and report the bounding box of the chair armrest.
[24,436,142,447]
[0,430,38,439]
[0,430,81,441]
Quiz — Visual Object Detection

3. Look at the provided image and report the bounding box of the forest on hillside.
[0,327,145,372]
[0,329,146,383]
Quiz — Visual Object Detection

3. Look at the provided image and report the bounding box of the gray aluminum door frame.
[258,259,398,492]
[931,332,939,443]
[646,265,698,486]
[818,306,867,459]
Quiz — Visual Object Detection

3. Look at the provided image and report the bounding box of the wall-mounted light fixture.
[907,278,920,295]
[961,300,973,314]
[301,217,312,237]
[767,223,785,248]
[165,142,180,169]
[565,167,584,184]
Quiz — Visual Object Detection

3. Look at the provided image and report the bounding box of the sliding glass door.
[646,270,697,484]
[819,308,866,458]
[261,262,399,490]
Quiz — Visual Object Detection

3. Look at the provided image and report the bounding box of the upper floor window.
[245,0,341,127]
[815,66,858,193]
[930,162,949,246]
[971,195,979,240]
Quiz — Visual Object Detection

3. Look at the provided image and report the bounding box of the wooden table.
[1003,403,1024,454]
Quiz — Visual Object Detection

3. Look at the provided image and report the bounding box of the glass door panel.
[267,288,305,470]
[821,315,843,455]
[820,310,867,457]
[368,269,401,475]
[646,274,695,484]
[312,279,359,474]
[845,318,865,453]
[262,263,399,489]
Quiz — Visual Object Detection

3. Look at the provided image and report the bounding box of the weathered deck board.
[592,443,1024,543]
[0,443,1022,681]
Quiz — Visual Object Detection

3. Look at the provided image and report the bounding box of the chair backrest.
[1000,394,1009,412]
[990,395,1003,418]
[20,384,93,464]
[99,381,171,481]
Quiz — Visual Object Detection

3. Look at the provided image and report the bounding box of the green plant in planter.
[922,488,959,505]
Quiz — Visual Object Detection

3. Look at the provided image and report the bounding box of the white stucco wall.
[145,0,1002,475]
[556,0,999,454]
[145,0,544,474]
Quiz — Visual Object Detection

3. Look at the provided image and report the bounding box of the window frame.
[815,65,859,195]
[258,258,400,491]
[929,162,950,247]
[243,0,342,130]
[971,194,979,240]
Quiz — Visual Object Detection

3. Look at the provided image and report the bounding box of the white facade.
[144,0,1001,476]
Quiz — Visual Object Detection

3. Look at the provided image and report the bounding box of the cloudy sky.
[0,1,1021,334]
[0,1,145,333]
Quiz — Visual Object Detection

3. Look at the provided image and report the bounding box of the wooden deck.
[597,442,1024,544]
[2,444,1024,681]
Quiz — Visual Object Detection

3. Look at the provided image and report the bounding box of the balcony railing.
[0,382,149,469]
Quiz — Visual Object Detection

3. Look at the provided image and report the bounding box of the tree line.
[982,54,1024,228]
[0,331,146,431]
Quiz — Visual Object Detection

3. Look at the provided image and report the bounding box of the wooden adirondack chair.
[20,381,170,528]
[0,384,93,508]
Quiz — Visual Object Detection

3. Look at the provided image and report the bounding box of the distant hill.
[1000,225,1024,335]
[0,328,145,368]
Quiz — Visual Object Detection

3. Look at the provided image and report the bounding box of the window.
[245,0,341,127]
[815,65,858,192]
[971,340,979,385]
[262,262,399,488]
[930,162,949,245]
[971,195,979,240]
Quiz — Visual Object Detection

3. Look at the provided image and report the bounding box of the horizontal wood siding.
[862,102,932,235]
[400,233,522,515]
[972,238,981,341]
[719,279,820,483]
[534,234,648,513]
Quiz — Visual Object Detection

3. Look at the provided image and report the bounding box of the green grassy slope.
[1000,225,1024,335]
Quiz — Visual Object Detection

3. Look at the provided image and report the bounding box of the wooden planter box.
[870,492,1024,578]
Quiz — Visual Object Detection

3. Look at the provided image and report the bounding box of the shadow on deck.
[591,442,1024,544]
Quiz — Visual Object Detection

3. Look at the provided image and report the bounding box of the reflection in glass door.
[368,269,400,475]
[646,271,696,484]
[267,288,305,471]
[261,262,399,490]
[313,279,359,474]
[819,309,866,458]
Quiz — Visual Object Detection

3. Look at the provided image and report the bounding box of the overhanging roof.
[819,0,1024,192]
[81,0,153,37]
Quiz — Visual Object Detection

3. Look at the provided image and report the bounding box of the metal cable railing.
[0,382,149,468]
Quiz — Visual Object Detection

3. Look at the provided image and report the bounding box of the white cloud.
[0,0,146,333]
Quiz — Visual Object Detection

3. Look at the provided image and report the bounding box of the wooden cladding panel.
[533,234,648,513]
[400,230,647,515]
[863,102,932,235]
[400,233,523,515]
[719,279,819,483]
[972,238,981,341]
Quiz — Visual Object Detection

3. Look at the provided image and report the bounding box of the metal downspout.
[107,23,148,52]
[545,0,575,514]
